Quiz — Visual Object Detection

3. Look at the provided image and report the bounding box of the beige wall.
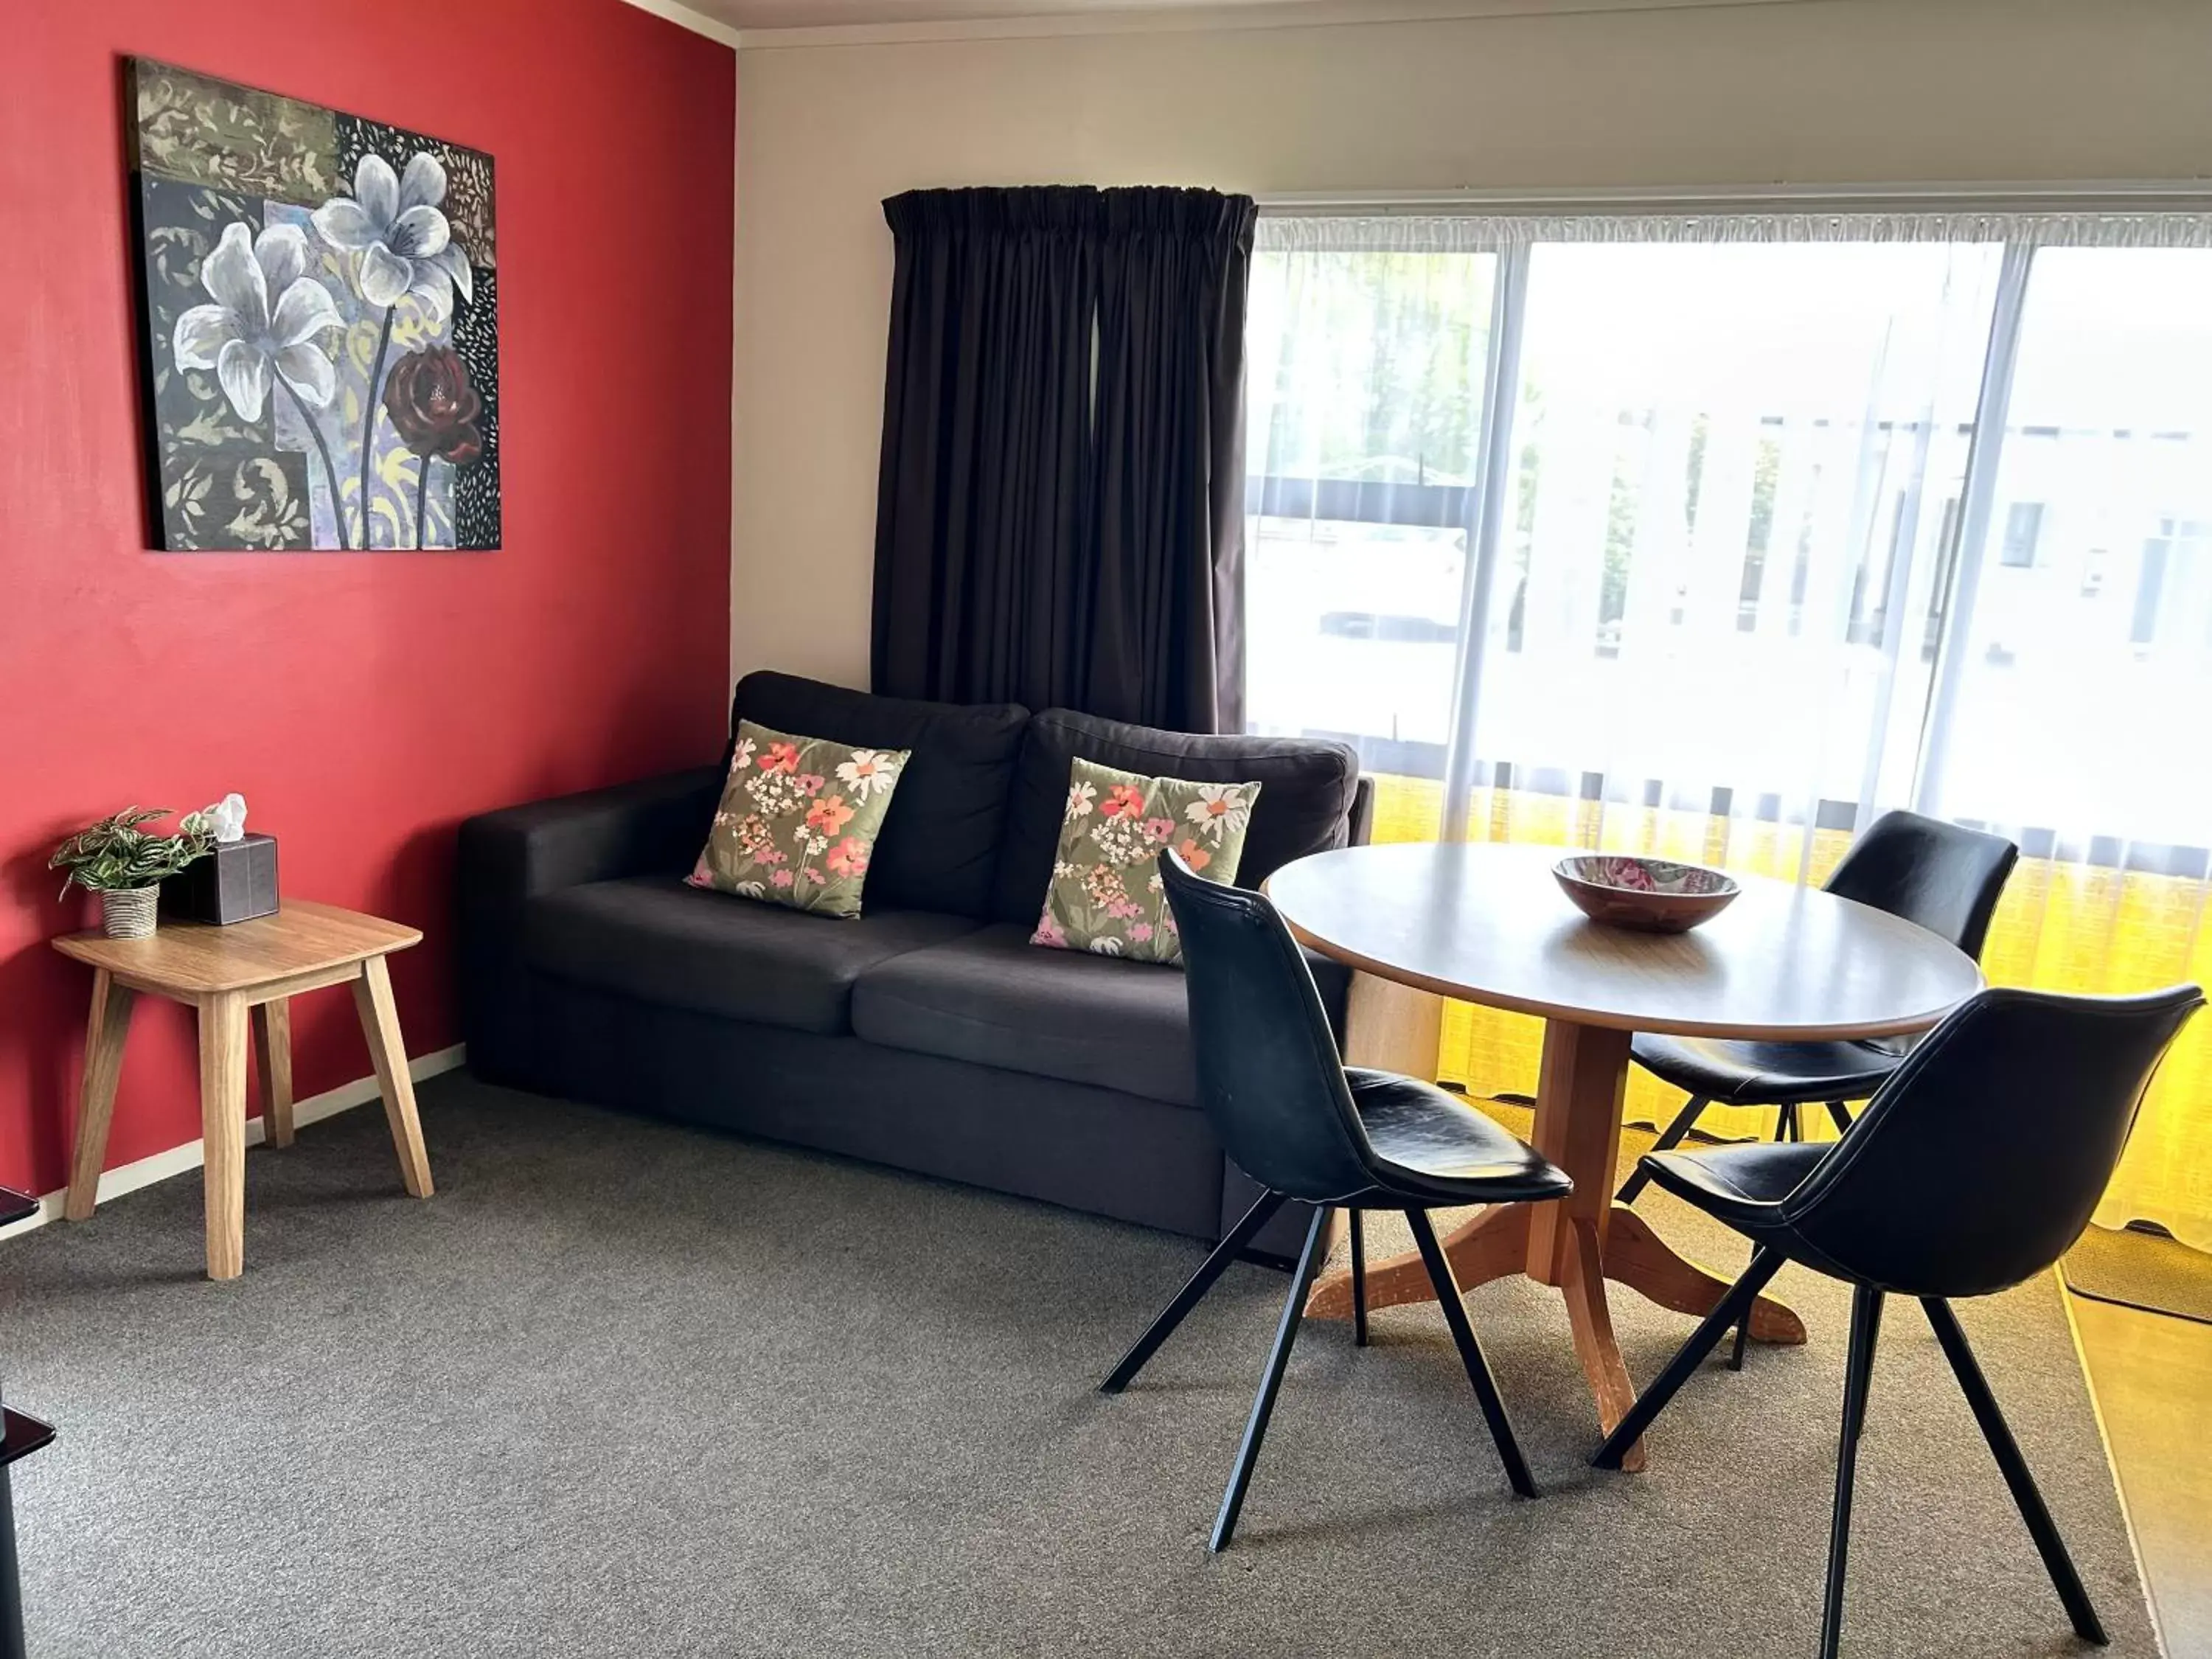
[731,0,2212,688]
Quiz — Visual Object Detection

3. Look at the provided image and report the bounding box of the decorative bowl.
[1553,855,1741,933]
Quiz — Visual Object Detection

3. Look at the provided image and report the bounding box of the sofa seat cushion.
[851,923,1356,1108]
[523,876,981,1034]
[853,924,1199,1105]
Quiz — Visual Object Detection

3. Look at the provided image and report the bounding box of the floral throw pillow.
[686,720,909,919]
[1031,758,1262,965]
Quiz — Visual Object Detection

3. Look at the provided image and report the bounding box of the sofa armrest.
[459,768,724,902]
[1347,776,1377,848]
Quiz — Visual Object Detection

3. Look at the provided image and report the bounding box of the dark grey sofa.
[458,671,1371,1255]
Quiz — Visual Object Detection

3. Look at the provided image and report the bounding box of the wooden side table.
[53,900,435,1280]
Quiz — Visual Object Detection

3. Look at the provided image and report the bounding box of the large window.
[1243,209,2212,1237]
[1244,212,2212,863]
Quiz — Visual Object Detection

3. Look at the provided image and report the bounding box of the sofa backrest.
[726,672,1029,919]
[990,709,1361,927]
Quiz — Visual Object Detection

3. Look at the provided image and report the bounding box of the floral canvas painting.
[127,60,498,551]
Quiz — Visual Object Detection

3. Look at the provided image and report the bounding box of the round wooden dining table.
[1266,841,1984,1469]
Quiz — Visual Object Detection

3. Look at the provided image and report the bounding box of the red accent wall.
[0,2,735,1195]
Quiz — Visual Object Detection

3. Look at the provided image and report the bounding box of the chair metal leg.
[1348,1207,1368,1348]
[1826,1100,1854,1136]
[1819,1283,1885,1659]
[1617,1093,1711,1204]
[1921,1298,2107,1644]
[1102,1192,1287,1394]
[1593,1245,1787,1469]
[1405,1208,1538,1497]
[1211,1203,1330,1552]
[0,1459,20,1659]
[1779,1102,1802,1142]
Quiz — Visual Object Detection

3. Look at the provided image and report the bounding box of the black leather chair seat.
[852,923,1352,1109]
[1630,1033,1907,1106]
[1348,1070,1573,1206]
[1639,1141,1827,1231]
[522,876,981,1034]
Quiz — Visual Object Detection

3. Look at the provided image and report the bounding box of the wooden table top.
[52,900,420,995]
[1267,842,1983,1041]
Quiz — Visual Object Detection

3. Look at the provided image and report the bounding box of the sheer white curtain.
[1475,237,1998,863]
[1243,208,2212,1245]
[1242,221,1498,820]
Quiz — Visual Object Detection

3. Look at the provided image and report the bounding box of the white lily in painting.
[171,221,344,421]
[312,152,473,319]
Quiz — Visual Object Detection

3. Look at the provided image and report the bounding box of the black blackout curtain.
[869,185,1257,732]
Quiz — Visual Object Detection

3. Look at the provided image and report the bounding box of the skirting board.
[0,1045,466,1245]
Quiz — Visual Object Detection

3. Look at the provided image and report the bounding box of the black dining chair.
[1100,852,1572,1551]
[1593,982,2204,1659]
[1618,810,2018,1207]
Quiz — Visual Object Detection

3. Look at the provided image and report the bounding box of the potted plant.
[49,808,215,939]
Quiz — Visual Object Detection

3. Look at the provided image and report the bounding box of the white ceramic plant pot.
[100,886,160,940]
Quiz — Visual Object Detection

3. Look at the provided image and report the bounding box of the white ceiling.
[686,0,1816,40]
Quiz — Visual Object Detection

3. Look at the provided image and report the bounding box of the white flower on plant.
[835,751,902,801]
[312,152,473,318]
[172,222,343,420]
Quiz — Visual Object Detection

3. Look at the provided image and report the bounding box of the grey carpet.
[1,1073,2155,1658]
[2067,1221,2212,1325]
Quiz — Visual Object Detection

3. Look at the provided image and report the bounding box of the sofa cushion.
[727,671,1029,919]
[853,923,1198,1105]
[688,720,910,919]
[990,709,1360,925]
[523,875,981,1034]
[852,922,1355,1107]
[1032,758,1259,964]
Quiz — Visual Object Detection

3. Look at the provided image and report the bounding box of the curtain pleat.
[873,188,1099,711]
[872,185,1254,730]
[1089,188,1256,731]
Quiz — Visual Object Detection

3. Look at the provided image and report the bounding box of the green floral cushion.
[1031,758,1261,965]
[687,720,910,919]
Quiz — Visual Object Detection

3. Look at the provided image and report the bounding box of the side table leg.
[63,971,136,1222]
[200,994,248,1281]
[251,1000,294,1148]
[354,957,434,1199]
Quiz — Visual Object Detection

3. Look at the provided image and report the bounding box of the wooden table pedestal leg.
[1523,1020,1646,1470]
[1304,1015,1806,1473]
[1602,1206,1807,1346]
[353,956,434,1199]
[199,993,248,1281]
[63,971,136,1222]
[1306,1203,1528,1321]
[251,999,294,1148]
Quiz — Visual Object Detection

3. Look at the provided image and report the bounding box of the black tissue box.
[162,833,279,925]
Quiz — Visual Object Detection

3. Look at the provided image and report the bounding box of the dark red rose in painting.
[382,347,484,463]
